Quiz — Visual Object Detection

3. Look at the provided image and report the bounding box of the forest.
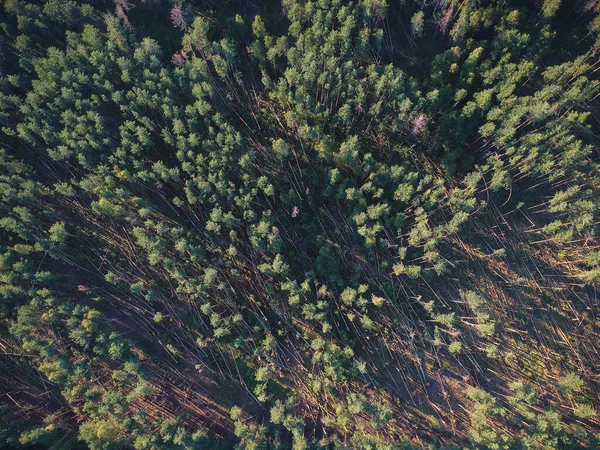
[1,0,600,448]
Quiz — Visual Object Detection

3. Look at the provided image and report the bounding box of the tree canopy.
[1,0,600,449]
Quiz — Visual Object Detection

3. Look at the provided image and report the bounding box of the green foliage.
[574,404,596,420]
[559,372,584,393]
[0,0,599,449]
[448,341,462,354]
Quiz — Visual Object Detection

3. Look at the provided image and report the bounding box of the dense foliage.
[1,0,600,448]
